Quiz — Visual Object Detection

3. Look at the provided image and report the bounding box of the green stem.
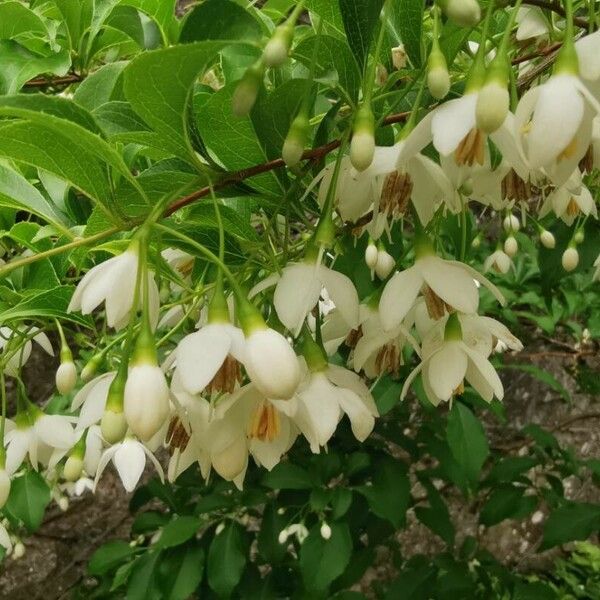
[0,372,6,468]
[364,0,390,104]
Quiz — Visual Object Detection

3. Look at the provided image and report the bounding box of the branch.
[165,110,411,216]
[24,73,83,88]
[516,0,589,29]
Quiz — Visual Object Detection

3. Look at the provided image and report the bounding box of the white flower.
[379,251,504,332]
[516,7,550,41]
[272,260,359,336]
[71,372,116,431]
[68,246,160,330]
[284,362,378,452]
[484,249,513,274]
[515,73,600,185]
[5,412,76,474]
[562,247,579,272]
[243,328,300,400]
[124,363,170,442]
[539,171,597,225]
[174,322,245,395]
[94,438,163,493]
[0,469,10,509]
[575,30,600,83]
[0,326,53,377]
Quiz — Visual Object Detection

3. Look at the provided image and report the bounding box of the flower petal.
[379,266,422,331]
[426,342,468,401]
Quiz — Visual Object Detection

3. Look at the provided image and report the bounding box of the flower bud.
[350,104,375,172]
[232,62,264,118]
[562,247,579,271]
[320,522,332,540]
[365,242,378,270]
[471,236,481,249]
[0,469,11,509]
[476,81,509,134]
[503,214,520,232]
[278,529,289,544]
[540,230,555,248]
[12,542,25,559]
[63,455,84,482]
[504,236,518,258]
[438,0,481,27]
[391,45,407,70]
[56,361,77,395]
[101,409,128,444]
[81,354,102,382]
[282,112,309,169]
[375,250,395,279]
[263,23,294,68]
[124,363,170,442]
[244,327,300,399]
[58,496,69,511]
[574,230,585,244]
[427,47,450,100]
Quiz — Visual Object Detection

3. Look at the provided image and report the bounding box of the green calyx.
[236,295,266,336]
[444,312,463,341]
[302,330,328,372]
[414,231,435,259]
[353,102,375,137]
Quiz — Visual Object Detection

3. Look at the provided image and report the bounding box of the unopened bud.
[503,214,520,232]
[476,81,509,134]
[232,62,264,118]
[101,409,128,444]
[263,23,294,67]
[282,112,309,168]
[427,47,450,100]
[438,0,481,27]
[365,242,378,270]
[375,250,395,279]
[540,230,555,249]
[12,542,25,559]
[56,361,77,395]
[0,469,11,509]
[504,236,518,257]
[63,455,84,482]
[471,236,481,248]
[58,496,69,512]
[574,230,585,244]
[278,529,289,544]
[320,522,332,540]
[81,354,102,382]
[350,104,375,172]
[562,247,579,271]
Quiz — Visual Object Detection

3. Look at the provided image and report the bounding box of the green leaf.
[299,522,353,592]
[127,551,162,600]
[357,457,410,527]
[88,540,137,575]
[305,0,345,36]
[486,456,538,484]
[0,1,48,41]
[338,0,385,69]
[262,462,315,490]
[498,363,570,402]
[160,543,205,600]
[0,40,70,95]
[480,484,537,526]
[195,84,283,195]
[180,0,262,43]
[372,377,402,415]
[293,35,360,101]
[120,0,177,45]
[74,61,127,111]
[257,504,288,564]
[155,515,200,549]
[446,402,489,486]
[542,503,600,549]
[187,203,258,242]
[392,0,423,67]
[414,479,455,546]
[207,522,247,597]
[5,470,51,532]
[124,41,230,164]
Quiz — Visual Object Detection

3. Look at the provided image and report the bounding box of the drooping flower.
[539,171,597,225]
[0,326,53,377]
[484,249,513,274]
[68,244,160,330]
[515,6,550,42]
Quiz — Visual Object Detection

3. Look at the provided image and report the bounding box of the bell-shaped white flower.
[272,258,359,336]
[5,411,77,475]
[379,239,504,332]
[484,249,513,274]
[68,245,160,330]
[575,30,600,83]
[516,7,550,41]
[243,327,300,400]
[56,360,77,395]
[284,360,378,452]
[0,326,53,377]
[94,437,163,493]
[539,171,597,225]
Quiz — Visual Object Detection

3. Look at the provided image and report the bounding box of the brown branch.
[514,0,589,29]
[511,41,562,65]
[164,110,411,217]
[24,73,83,88]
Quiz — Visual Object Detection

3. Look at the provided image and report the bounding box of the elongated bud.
[540,230,555,249]
[427,47,450,100]
[350,104,375,172]
[283,112,309,168]
[232,62,264,118]
[365,241,378,270]
[438,0,481,27]
[320,522,332,540]
[263,23,294,67]
[504,236,518,258]
[81,353,102,382]
[503,214,520,232]
[0,469,11,509]
[375,249,395,279]
[562,247,579,271]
